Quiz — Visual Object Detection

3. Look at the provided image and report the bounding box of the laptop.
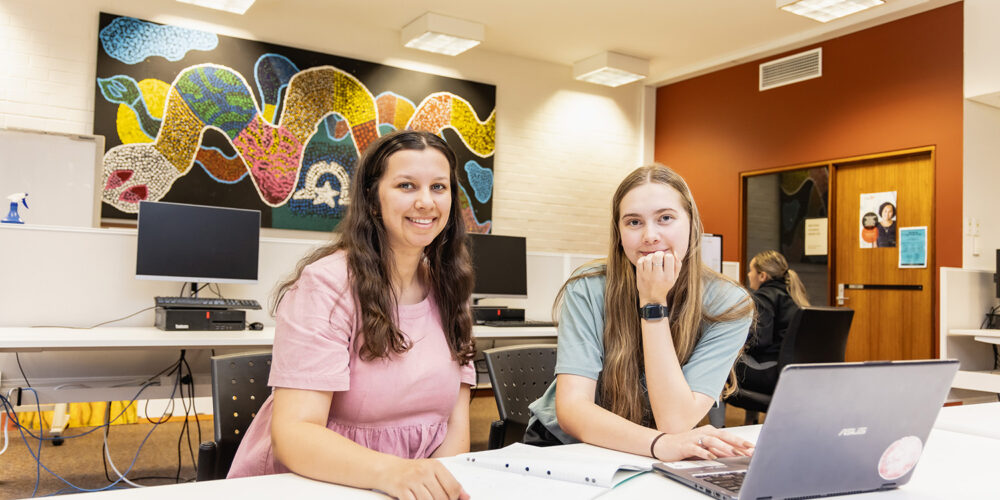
[653,359,958,500]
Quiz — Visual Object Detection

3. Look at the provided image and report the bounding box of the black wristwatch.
[639,303,670,321]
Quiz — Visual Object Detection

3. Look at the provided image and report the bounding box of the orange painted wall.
[654,3,963,269]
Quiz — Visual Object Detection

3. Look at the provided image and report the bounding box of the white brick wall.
[0,0,644,255]
[0,0,97,133]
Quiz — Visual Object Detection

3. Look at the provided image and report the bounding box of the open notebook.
[438,443,657,499]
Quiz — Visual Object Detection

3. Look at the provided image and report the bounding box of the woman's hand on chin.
[636,250,681,305]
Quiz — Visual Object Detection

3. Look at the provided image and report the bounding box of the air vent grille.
[759,48,822,91]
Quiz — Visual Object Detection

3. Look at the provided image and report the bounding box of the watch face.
[641,304,668,320]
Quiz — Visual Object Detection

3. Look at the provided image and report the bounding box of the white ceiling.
[247,0,958,86]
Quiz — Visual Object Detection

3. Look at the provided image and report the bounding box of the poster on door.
[899,226,928,268]
[859,191,897,248]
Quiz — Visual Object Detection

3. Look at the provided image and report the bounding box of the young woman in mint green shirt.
[528,164,755,462]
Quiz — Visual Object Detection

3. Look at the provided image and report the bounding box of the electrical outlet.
[966,217,981,236]
[966,217,982,257]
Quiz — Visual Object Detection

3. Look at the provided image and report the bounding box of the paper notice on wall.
[804,218,828,256]
[899,226,928,268]
[702,234,723,273]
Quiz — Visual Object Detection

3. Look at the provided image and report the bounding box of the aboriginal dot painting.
[94,13,495,232]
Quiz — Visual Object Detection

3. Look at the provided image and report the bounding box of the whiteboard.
[0,128,104,227]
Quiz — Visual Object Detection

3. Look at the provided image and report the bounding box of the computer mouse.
[248,322,264,331]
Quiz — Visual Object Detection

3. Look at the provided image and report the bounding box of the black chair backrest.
[777,306,854,370]
[483,344,557,427]
[210,351,272,478]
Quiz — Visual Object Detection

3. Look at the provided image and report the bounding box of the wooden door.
[833,150,934,361]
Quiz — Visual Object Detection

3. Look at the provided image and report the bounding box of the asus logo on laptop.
[838,427,868,436]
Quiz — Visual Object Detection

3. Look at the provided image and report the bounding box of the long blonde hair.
[750,250,810,307]
[554,165,752,425]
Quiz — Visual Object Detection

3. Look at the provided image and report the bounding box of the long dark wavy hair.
[273,130,475,364]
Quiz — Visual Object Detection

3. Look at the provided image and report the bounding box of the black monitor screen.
[136,201,260,284]
[467,233,527,298]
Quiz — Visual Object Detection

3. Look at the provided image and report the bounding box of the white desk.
[0,326,276,352]
[0,326,275,404]
[0,325,555,404]
[68,472,386,499]
[613,427,1000,499]
[944,328,1000,394]
[0,324,555,352]
[949,328,1000,346]
[934,401,1000,439]
[67,425,1000,499]
[472,325,557,339]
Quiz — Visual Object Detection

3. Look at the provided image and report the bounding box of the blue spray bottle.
[2,193,29,224]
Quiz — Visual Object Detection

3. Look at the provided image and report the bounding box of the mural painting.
[94,13,495,232]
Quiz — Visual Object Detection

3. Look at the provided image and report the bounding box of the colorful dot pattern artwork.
[96,16,495,231]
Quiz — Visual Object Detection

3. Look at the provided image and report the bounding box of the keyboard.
[479,320,556,327]
[155,296,262,310]
[697,470,745,494]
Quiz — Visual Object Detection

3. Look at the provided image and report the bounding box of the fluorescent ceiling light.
[573,52,648,88]
[401,13,484,56]
[176,0,256,14]
[778,0,885,23]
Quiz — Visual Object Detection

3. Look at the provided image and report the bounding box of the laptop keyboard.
[696,471,745,493]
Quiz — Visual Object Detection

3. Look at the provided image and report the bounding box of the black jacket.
[745,279,801,362]
[877,221,896,247]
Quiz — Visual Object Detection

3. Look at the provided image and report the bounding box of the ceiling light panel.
[176,0,256,15]
[573,52,649,88]
[778,0,885,23]
[401,13,484,56]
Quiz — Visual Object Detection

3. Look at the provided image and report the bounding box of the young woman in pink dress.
[228,130,475,500]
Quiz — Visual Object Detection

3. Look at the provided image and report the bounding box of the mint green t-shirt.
[527,266,752,444]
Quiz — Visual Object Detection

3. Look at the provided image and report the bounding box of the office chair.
[483,344,557,449]
[709,306,854,427]
[196,351,273,481]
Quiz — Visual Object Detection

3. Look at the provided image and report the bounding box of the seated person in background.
[738,250,811,395]
[227,130,474,500]
[525,164,755,462]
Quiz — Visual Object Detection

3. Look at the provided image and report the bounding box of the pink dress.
[227,252,476,478]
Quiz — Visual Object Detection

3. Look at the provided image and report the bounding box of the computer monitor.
[136,201,261,287]
[467,233,528,300]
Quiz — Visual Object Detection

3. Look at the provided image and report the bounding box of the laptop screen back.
[739,360,958,499]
